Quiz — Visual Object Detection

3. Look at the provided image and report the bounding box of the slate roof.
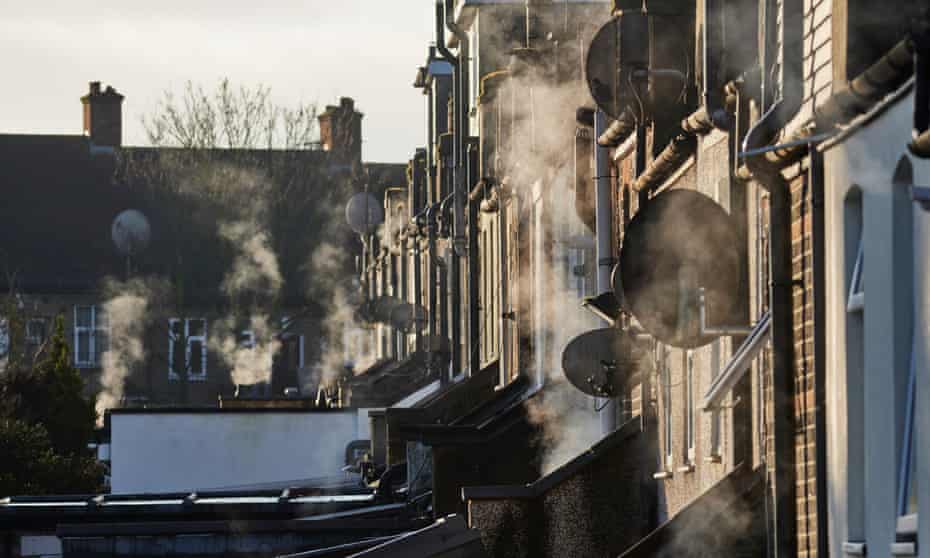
[0,134,406,303]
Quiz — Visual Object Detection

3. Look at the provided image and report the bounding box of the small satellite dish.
[111,209,151,256]
[619,189,742,348]
[584,13,650,120]
[561,328,644,398]
[345,192,384,236]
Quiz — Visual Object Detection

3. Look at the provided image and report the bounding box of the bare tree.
[142,78,318,151]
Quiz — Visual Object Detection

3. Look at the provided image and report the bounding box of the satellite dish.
[584,13,649,120]
[111,209,151,256]
[618,189,742,348]
[345,192,384,236]
[389,303,428,333]
[561,328,644,398]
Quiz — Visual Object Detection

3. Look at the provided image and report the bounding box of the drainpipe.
[594,109,618,433]
[438,0,470,377]
[741,0,802,556]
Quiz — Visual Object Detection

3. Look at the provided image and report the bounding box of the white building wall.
[110,410,363,493]
[824,89,929,558]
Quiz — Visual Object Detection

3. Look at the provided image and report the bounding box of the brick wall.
[467,419,653,558]
[790,170,820,558]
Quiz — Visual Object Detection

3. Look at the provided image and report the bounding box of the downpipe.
[439,0,470,376]
[743,99,798,558]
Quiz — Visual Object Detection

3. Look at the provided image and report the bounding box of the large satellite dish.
[561,328,644,398]
[618,189,742,348]
[111,209,151,256]
[584,13,649,120]
[345,192,384,236]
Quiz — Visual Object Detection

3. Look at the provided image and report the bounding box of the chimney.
[81,81,124,147]
[317,96,363,166]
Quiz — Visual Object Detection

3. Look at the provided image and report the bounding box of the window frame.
[168,317,208,382]
[661,345,674,470]
[73,305,108,368]
[896,326,917,520]
[685,350,696,464]
[847,239,864,313]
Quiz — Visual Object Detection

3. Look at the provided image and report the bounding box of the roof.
[617,464,767,558]
[461,415,643,500]
[0,134,404,302]
[345,515,486,558]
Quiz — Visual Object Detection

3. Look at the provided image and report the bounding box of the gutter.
[598,109,637,147]
[631,130,697,192]
[633,81,740,193]
[910,24,930,156]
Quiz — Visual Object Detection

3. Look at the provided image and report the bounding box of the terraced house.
[2,1,930,557]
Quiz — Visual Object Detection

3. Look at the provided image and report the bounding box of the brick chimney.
[81,81,124,147]
[317,97,363,166]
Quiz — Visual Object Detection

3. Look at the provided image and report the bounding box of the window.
[708,339,722,462]
[168,318,207,381]
[847,240,864,312]
[684,350,696,464]
[74,305,108,368]
[844,187,866,543]
[567,247,586,298]
[25,318,48,355]
[0,317,9,367]
[897,332,917,518]
[893,157,917,523]
[661,345,673,470]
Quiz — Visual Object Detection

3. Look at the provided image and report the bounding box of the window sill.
[168,376,207,383]
[676,463,696,474]
[890,542,916,556]
[705,454,723,464]
[652,470,674,480]
[842,542,866,556]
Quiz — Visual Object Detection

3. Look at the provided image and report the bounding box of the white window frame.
[26,318,48,347]
[708,339,723,462]
[73,305,108,368]
[847,240,864,313]
[661,345,674,470]
[168,318,207,382]
[897,331,917,519]
[685,350,696,464]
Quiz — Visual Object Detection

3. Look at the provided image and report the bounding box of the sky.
[0,1,435,163]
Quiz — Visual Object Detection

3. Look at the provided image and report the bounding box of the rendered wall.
[110,410,363,493]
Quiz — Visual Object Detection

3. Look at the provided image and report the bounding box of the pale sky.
[0,1,435,163]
